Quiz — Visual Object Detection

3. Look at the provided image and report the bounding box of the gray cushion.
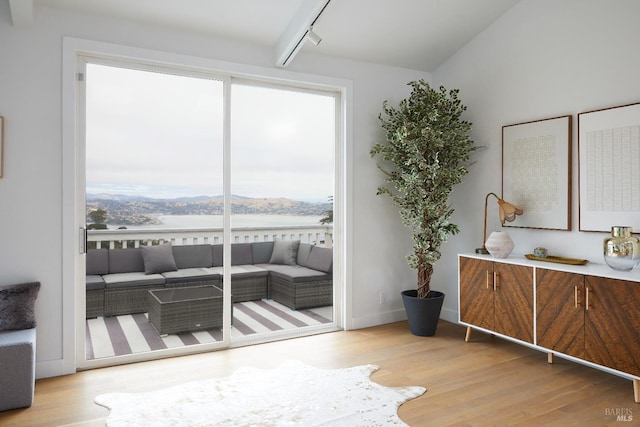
[212,244,223,267]
[108,248,144,274]
[251,241,274,264]
[86,249,109,275]
[258,264,331,283]
[161,268,220,284]
[305,246,333,273]
[0,282,40,331]
[172,244,213,269]
[269,240,300,265]
[232,243,253,266]
[141,243,178,274]
[102,272,166,289]
[210,265,269,278]
[212,243,253,266]
[86,275,105,291]
[297,243,313,266]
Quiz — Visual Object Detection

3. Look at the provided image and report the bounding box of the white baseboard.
[440,306,458,323]
[36,359,75,379]
[348,306,459,331]
[349,308,407,330]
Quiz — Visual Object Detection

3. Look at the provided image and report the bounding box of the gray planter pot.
[401,289,445,336]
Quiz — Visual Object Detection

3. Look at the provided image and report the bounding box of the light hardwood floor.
[1,320,636,426]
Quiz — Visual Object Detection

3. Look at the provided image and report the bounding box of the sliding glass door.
[229,82,336,345]
[81,61,230,365]
[77,57,340,368]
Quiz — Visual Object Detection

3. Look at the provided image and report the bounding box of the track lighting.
[307,27,322,46]
[275,0,331,67]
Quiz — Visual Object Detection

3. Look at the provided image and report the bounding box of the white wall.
[0,3,429,377]
[432,0,640,320]
[9,0,636,380]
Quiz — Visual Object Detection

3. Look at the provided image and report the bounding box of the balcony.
[85,224,335,360]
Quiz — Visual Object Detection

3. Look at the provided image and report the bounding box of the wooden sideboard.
[458,253,640,403]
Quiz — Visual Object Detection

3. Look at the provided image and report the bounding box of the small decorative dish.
[525,254,589,265]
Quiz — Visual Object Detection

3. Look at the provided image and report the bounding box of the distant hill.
[86,194,332,226]
[86,193,157,202]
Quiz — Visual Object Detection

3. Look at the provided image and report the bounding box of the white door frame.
[62,37,352,372]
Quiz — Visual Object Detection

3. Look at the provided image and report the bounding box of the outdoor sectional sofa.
[85,240,332,318]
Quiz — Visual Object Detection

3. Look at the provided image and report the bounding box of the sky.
[85,64,335,202]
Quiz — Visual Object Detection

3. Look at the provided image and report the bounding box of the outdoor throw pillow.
[0,281,40,331]
[269,239,300,265]
[305,246,333,273]
[141,243,178,274]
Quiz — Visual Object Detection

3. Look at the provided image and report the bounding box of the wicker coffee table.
[147,285,223,335]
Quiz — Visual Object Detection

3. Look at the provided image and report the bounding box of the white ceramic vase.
[485,231,514,258]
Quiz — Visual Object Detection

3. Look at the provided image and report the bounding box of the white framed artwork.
[578,102,640,232]
[502,115,572,230]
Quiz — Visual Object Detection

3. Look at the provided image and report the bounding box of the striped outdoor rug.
[86,299,333,360]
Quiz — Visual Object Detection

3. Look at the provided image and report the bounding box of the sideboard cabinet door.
[459,256,534,343]
[493,262,534,343]
[459,257,495,331]
[584,276,640,377]
[536,269,585,358]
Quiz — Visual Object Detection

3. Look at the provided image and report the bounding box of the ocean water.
[108,214,325,230]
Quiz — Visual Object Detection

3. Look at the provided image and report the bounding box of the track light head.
[307,27,322,46]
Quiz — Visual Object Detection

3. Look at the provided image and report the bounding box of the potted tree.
[370,80,477,336]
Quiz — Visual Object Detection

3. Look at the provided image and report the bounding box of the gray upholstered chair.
[0,328,37,411]
[0,281,40,411]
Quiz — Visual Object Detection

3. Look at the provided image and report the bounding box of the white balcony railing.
[87,225,333,249]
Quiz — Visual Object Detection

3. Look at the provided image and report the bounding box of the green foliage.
[371,80,477,297]
[88,208,108,225]
[86,223,107,230]
[319,196,333,225]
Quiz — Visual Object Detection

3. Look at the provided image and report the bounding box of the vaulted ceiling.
[10,0,521,71]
